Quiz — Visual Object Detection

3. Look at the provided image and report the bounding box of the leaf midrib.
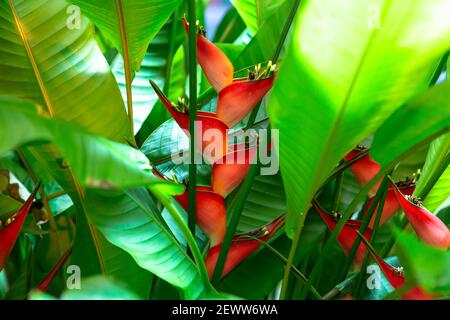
[7,0,55,116]
[115,0,134,131]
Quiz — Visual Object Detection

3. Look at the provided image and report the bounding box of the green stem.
[244,0,302,132]
[336,176,390,284]
[352,178,389,297]
[271,0,302,63]
[187,0,197,240]
[332,169,344,212]
[252,237,322,300]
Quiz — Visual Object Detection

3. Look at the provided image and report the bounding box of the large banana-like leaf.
[231,0,287,35]
[0,98,188,295]
[113,20,186,134]
[0,99,180,191]
[372,81,450,167]
[0,0,132,142]
[267,0,450,236]
[69,0,181,75]
[84,188,206,299]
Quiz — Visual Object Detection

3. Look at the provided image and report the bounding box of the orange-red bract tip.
[216,75,275,128]
[391,183,450,249]
[364,182,416,228]
[212,142,258,197]
[205,215,285,279]
[357,233,433,300]
[37,246,73,292]
[344,147,381,195]
[0,182,41,270]
[182,17,234,93]
[312,200,371,266]
[174,186,226,247]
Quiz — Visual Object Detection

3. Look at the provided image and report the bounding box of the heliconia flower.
[0,182,40,270]
[182,18,277,128]
[37,246,73,292]
[212,142,258,197]
[312,200,371,266]
[150,80,228,162]
[357,233,433,300]
[174,186,226,247]
[391,183,450,249]
[364,180,416,228]
[216,75,276,128]
[205,215,285,279]
[344,146,381,196]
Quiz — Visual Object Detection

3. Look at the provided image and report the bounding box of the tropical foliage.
[0,0,449,300]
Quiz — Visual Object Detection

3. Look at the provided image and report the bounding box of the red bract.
[0,183,40,270]
[216,76,275,128]
[358,234,433,300]
[175,186,226,247]
[182,18,276,128]
[205,215,285,279]
[212,142,258,197]
[392,183,450,249]
[150,80,228,162]
[37,246,73,292]
[344,147,381,196]
[312,200,371,266]
[182,18,233,93]
[364,181,416,228]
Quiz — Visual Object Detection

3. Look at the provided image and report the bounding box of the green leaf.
[84,188,206,299]
[0,98,182,192]
[212,6,246,43]
[396,231,450,295]
[69,0,181,74]
[0,0,132,142]
[234,174,286,233]
[372,81,450,167]
[234,0,293,69]
[415,133,450,211]
[426,161,450,214]
[267,0,450,236]
[231,0,287,35]
[112,19,186,134]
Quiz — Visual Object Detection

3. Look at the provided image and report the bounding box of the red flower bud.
[0,183,40,270]
[205,215,285,279]
[344,147,381,196]
[150,80,228,162]
[216,76,275,128]
[392,183,450,249]
[182,18,276,128]
[312,200,371,266]
[175,186,226,247]
[182,18,234,92]
[364,181,415,228]
[212,142,258,197]
[358,234,433,300]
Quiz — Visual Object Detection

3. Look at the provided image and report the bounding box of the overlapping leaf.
[267,0,450,236]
